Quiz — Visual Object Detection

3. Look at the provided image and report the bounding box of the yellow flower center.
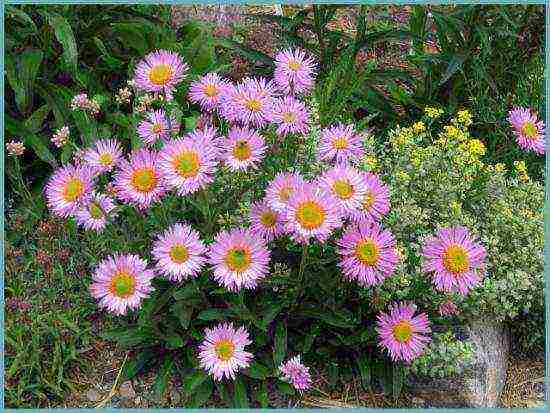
[169,244,189,264]
[245,98,262,112]
[88,202,104,219]
[442,244,470,274]
[203,84,219,97]
[173,150,200,178]
[392,320,413,343]
[224,248,252,273]
[214,339,235,362]
[332,137,348,150]
[279,186,293,202]
[521,121,538,139]
[288,59,301,71]
[109,271,136,298]
[233,140,252,161]
[332,179,354,200]
[99,153,114,167]
[148,64,173,86]
[282,112,296,123]
[63,178,84,202]
[260,211,277,227]
[151,123,164,135]
[131,167,157,193]
[355,239,379,266]
[296,201,325,230]
[362,191,375,211]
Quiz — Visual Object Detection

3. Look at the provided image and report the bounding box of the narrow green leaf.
[122,349,155,381]
[233,377,248,408]
[154,358,174,399]
[24,105,51,134]
[276,381,295,395]
[261,302,284,331]
[170,302,193,330]
[165,334,184,349]
[188,377,213,407]
[273,321,287,368]
[357,355,371,391]
[47,14,78,75]
[183,370,208,394]
[245,361,270,380]
[197,308,228,321]
[439,54,467,86]
[24,134,57,168]
[255,382,269,408]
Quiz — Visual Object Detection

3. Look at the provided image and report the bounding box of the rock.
[119,381,136,399]
[86,388,101,402]
[410,321,510,408]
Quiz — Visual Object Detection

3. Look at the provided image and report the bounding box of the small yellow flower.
[365,156,379,170]
[494,163,506,173]
[424,106,444,118]
[413,121,426,133]
[456,109,473,126]
[396,170,410,183]
[466,139,486,157]
[450,201,462,215]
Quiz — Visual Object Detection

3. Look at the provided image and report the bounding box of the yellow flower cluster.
[410,146,432,168]
[514,160,530,183]
[390,122,426,148]
[463,139,486,157]
[456,109,473,127]
[424,106,444,118]
[364,156,379,171]
[495,163,506,173]
[396,170,410,183]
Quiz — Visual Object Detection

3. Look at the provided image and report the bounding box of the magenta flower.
[507,107,545,155]
[421,226,487,296]
[208,228,270,292]
[249,199,286,242]
[113,148,167,209]
[133,50,188,100]
[188,72,231,111]
[271,96,311,137]
[279,355,312,392]
[83,139,123,174]
[74,192,117,232]
[285,182,342,244]
[376,302,431,363]
[265,172,306,213]
[186,126,224,160]
[337,221,398,287]
[274,48,316,95]
[152,222,207,282]
[198,322,253,381]
[318,166,367,219]
[317,123,365,164]
[158,137,218,196]
[137,109,180,146]
[89,253,155,316]
[223,126,266,172]
[44,164,95,218]
[221,78,275,127]
[349,172,390,224]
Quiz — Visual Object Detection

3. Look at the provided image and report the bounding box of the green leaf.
[60,145,74,165]
[215,382,232,407]
[24,134,57,168]
[122,349,155,381]
[165,334,184,349]
[170,302,193,330]
[261,302,285,331]
[101,326,155,348]
[47,14,78,75]
[197,308,228,321]
[233,376,249,408]
[357,355,371,391]
[183,370,208,394]
[173,284,200,301]
[255,382,269,408]
[188,377,213,407]
[245,361,270,380]
[439,54,467,86]
[7,48,43,115]
[273,321,287,368]
[392,364,405,400]
[7,6,38,33]
[24,105,51,134]
[216,38,275,68]
[276,381,295,396]
[93,36,124,69]
[154,358,174,399]
[184,32,215,73]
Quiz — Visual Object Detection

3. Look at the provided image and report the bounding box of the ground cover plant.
[4,3,545,408]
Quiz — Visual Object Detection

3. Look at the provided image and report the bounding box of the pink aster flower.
[186,126,224,160]
[74,192,117,232]
[279,355,312,392]
[133,50,188,100]
[337,221,398,287]
[376,302,431,363]
[271,96,311,137]
[274,48,316,95]
[137,109,180,146]
[51,126,70,148]
[208,228,270,291]
[438,300,459,317]
[317,123,365,165]
[44,164,95,218]
[6,140,25,156]
[83,139,123,174]
[152,222,207,282]
[198,322,253,381]
[249,199,286,242]
[113,148,167,209]
[223,126,266,172]
[421,226,487,296]
[285,182,342,244]
[350,172,390,224]
[158,137,218,196]
[188,72,231,111]
[507,107,545,155]
[223,78,275,127]
[265,172,305,213]
[318,166,367,219]
[89,253,155,316]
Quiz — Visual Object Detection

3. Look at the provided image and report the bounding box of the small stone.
[119,380,136,398]
[86,388,101,402]
[412,397,425,406]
